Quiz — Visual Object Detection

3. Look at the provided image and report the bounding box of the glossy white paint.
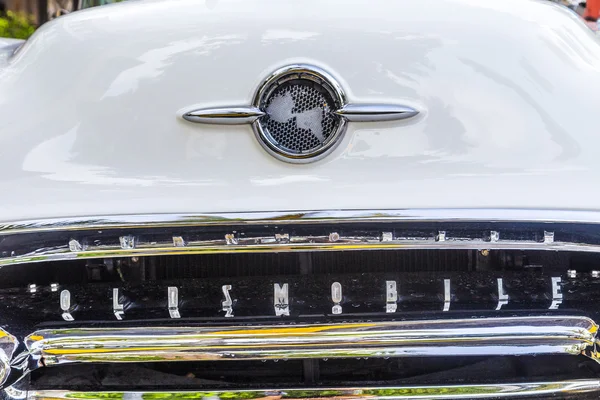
[0,38,23,67]
[0,38,23,48]
[0,0,600,222]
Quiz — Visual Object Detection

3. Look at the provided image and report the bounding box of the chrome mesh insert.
[263,80,340,153]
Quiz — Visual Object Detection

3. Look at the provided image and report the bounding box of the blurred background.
[0,0,596,39]
[0,0,122,38]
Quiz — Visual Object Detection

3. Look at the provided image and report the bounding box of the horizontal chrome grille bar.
[23,317,599,367]
[4,209,600,267]
[4,210,600,266]
[22,380,600,400]
[4,239,600,267]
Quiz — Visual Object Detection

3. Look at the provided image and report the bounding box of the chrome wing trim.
[334,104,419,122]
[182,106,265,124]
[182,64,419,126]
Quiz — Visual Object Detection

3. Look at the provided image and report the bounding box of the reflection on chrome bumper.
[0,317,596,392]
[23,316,599,366]
[0,316,596,389]
[23,380,600,400]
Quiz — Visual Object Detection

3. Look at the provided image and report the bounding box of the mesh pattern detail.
[262,81,339,153]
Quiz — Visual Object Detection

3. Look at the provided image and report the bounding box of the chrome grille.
[1,212,600,399]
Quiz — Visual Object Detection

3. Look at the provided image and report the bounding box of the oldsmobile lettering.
[168,286,181,319]
[274,283,290,316]
[113,288,125,320]
[60,289,74,321]
[496,278,509,311]
[49,277,568,321]
[331,282,343,314]
[221,285,234,318]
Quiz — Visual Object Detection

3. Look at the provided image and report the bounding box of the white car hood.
[0,0,600,222]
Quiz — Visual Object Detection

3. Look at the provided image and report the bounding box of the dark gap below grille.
[29,356,600,390]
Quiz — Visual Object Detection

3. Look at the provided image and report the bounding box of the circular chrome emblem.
[182,64,420,164]
[252,65,347,163]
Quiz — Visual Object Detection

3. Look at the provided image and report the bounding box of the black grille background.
[153,250,474,281]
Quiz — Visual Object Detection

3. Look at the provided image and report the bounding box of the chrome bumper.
[24,317,599,366]
[21,380,600,400]
[0,316,593,390]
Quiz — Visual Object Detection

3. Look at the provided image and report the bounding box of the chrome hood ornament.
[182,64,419,163]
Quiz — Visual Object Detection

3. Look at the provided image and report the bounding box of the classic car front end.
[1,0,600,398]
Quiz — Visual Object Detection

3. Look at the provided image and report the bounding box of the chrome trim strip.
[24,317,599,366]
[182,107,265,124]
[335,104,419,122]
[24,380,600,400]
[4,209,600,235]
